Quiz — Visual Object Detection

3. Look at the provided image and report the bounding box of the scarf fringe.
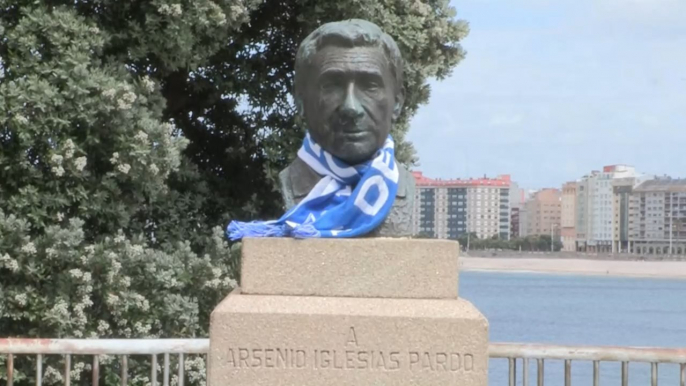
[226,221,287,241]
[291,223,320,238]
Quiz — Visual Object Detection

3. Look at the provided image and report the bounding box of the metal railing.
[490,343,686,386]
[2,339,686,385]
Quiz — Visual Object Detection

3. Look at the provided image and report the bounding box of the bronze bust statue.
[278,19,415,237]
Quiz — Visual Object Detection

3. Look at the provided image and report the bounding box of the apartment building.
[412,172,511,240]
[561,182,577,251]
[511,207,521,238]
[629,178,686,255]
[575,165,640,252]
[521,188,561,237]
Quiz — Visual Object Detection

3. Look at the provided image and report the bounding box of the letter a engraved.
[346,327,358,346]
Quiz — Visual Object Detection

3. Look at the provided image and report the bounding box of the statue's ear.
[392,85,405,121]
[295,95,305,118]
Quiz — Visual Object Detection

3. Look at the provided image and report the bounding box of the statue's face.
[300,45,400,165]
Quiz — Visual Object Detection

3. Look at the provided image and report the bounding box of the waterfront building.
[575,165,641,252]
[521,188,561,237]
[412,172,511,240]
[629,178,686,255]
[561,182,577,251]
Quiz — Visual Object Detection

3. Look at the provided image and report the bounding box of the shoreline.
[460,257,686,280]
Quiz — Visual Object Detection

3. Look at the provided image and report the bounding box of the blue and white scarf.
[226,133,399,240]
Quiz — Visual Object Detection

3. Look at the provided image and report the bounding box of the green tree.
[1,1,469,384]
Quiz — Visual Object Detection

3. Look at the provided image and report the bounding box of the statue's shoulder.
[278,158,321,209]
[396,162,415,198]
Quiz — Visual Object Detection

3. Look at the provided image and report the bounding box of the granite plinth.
[209,293,488,386]
[240,237,459,299]
[209,238,488,385]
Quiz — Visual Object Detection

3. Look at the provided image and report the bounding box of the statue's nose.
[340,83,364,119]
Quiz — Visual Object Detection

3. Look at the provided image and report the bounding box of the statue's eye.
[365,81,381,91]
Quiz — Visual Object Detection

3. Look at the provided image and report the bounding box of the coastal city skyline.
[412,163,686,255]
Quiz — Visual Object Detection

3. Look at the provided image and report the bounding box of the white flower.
[149,164,159,175]
[51,300,70,319]
[74,156,87,171]
[116,91,137,110]
[114,234,125,243]
[110,152,119,164]
[44,366,63,384]
[142,76,155,92]
[83,272,92,282]
[212,267,222,278]
[134,321,152,334]
[89,26,100,34]
[64,139,75,159]
[46,248,57,258]
[81,295,94,308]
[21,242,37,255]
[163,122,175,135]
[117,163,131,174]
[134,130,149,143]
[106,293,120,306]
[52,166,65,177]
[50,154,64,165]
[14,294,27,306]
[230,5,246,19]
[69,269,84,279]
[85,245,96,254]
[14,114,28,125]
[57,212,64,221]
[102,89,117,98]
[207,3,227,26]
[130,245,144,255]
[97,320,110,334]
[171,4,182,15]
[205,278,222,289]
[0,253,14,271]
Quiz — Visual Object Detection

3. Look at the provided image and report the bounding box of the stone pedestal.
[209,238,489,386]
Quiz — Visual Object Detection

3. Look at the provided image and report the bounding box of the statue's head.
[294,19,405,165]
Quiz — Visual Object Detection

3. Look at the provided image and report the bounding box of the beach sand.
[460,257,686,280]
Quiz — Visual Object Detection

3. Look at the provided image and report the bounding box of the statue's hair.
[294,19,404,103]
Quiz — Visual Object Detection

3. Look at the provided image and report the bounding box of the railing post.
[8,354,14,386]
[92,355,99,386]
[651,362,657,386]
[121,355,128,386]
[509,357,516,386]
[592,360,599,386]
[64,354,71,386]
[680,363,685,386]
[151,354,158,386]
[178,353,185,386]
[163,353,170,386]
[564,359,571,386]
[621,361,629,386]
[523,358,529,386]
[537,358,544,386]
[36,354,42,386]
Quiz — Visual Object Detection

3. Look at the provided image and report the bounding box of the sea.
[459,271,686,385]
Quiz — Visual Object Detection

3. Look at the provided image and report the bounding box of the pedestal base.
[209,292,488,386]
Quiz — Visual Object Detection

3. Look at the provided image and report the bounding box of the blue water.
[459,271,686,385]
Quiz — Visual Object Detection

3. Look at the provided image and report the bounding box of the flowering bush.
[0,211,235,385]
[0,7,238,386]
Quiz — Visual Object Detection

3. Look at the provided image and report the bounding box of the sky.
[407,0,686,190]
